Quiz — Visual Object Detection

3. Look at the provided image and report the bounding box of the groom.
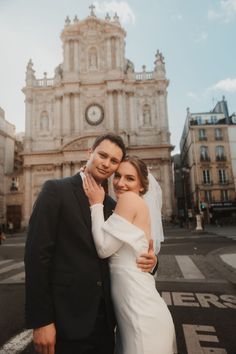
[25,133,157,354]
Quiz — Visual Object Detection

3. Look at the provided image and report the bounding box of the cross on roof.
[89,4,95,16]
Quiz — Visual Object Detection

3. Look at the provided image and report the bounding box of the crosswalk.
[0,255,231,284]
[0,259,25,284]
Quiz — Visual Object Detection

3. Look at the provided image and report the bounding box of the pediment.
[61,16,126,39]
[63,137,89,151]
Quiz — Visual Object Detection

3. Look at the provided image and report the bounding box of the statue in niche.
[143,105,151,126]
[89,48,98,69]
[40,111,49,130]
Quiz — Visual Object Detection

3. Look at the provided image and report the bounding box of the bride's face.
[113,161,143,198]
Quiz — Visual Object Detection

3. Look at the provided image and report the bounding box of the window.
[199,129,207,140]
[205,190,212,202]
[221,190,228,201]
[210,115,218,124]
[200,146,209,161]
[10,177,19,191]
[218,169,227,183]
[203,169,211,184]
[196,116,202,124]
[216,146,225,161]
[215,128,223,140]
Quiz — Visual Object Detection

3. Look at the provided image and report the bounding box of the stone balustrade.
[135,71,153,81]
[35,78,54,87]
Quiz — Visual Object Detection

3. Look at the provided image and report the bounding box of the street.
[0,226,235,354]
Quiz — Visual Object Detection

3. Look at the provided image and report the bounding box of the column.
[62,94,71,135]
[106,38,112,69]
[55,164,62,179]
[73,162,82,175]
[107,91,114,130]
[74,93,80,133]
[117,91,124,130]
[63,162,71,177]
[23,166,32,226]
[54,96,62,137]
[125,93,130,131]
[74,41,79,72]
[115,37,120,68]
[129,92,135,132]
[24,97,33,151]
[158,90,168,129]
[113,91,118,132]
[63,41,70,72]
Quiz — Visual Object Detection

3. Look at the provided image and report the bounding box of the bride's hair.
[123,156,149,195]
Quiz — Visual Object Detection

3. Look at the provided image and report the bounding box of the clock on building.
[85,104,104,125]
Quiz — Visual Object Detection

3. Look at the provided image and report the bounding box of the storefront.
[209,202,236,226]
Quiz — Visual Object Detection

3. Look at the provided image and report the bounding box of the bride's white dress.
[91,204,176,354]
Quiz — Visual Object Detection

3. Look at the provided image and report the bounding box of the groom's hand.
[136,239,158,273]
[33,323,56,354]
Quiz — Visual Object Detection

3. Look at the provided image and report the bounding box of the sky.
[0,0,236,153]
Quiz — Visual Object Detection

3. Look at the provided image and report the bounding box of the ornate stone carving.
[64,138,89,151]
[40,111,49,131]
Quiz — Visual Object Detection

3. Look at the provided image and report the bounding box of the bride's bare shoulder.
[118,191,142,202]
[116,192,147,211]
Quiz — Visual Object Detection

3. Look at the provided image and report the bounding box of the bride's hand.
[136,239,158,273]
[83,173,105,205]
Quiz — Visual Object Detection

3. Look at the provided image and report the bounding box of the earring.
[139,188,144,193]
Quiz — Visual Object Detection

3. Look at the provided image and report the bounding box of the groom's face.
[86,139,123,183]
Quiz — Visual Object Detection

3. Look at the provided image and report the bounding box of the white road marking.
[183,324,227,354]
[1,243,25,247]
[0,329,32,354]
[220,253,236,269]
[0,271,25,284]
[0,259,13,266]
[175,256,205,279]
[0,261,24,275]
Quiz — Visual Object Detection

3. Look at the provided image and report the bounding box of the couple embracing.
[25,133,176,354]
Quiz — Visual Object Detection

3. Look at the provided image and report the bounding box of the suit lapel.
[71,173,92,232]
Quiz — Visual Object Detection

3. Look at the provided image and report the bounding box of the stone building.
[22,7,173,226]
[180,97,236,225]
[0,107,15,227]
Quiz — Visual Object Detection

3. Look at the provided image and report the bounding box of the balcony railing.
[202,180,213,185]
[200,155,211,162]
[216,155,226,161]
[199,136,207,141]
[218,179,229,185]
[215,136,223,141]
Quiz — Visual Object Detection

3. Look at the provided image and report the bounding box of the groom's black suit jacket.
[24,173,116,340]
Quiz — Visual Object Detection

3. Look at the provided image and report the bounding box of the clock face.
[85,104,104,125]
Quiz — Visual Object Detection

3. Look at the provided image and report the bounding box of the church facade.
[22,8,173,225]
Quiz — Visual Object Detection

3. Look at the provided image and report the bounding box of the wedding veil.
[143,173,164,254]
[108,172,164,254]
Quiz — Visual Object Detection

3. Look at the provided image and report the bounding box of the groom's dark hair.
[92,133,126,160]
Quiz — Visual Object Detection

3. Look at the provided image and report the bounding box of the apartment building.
[180,97,236,225]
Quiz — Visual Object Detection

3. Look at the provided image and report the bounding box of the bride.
[83,156,176,354]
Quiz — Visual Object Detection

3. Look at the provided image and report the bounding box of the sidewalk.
[164,224,236,239]
[204,225,236,239]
